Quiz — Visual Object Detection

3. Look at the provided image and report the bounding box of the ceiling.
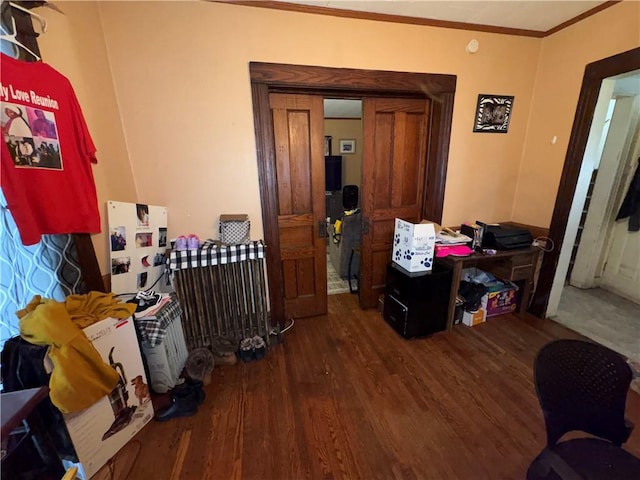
[314,1,631,119]
[281,1,610,32]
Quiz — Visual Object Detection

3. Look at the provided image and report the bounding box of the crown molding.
[213,1,620,38]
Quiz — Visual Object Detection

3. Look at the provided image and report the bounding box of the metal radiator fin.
[174,258,269,349]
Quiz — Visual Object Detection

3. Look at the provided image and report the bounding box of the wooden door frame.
[530,47,640,317]
[250,62,456,327]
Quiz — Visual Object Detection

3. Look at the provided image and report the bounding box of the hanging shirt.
[616,158,640,232]
[0,53,100,245]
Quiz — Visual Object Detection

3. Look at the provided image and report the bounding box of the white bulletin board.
[107,200,168,295]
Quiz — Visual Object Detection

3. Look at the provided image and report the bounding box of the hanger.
[0,16,42,61]
[0,4,42,61]
[8,2,47,33]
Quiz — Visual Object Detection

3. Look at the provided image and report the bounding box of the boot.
[211,336,238,366]
[154,395,198,422]
[173,378,205,405]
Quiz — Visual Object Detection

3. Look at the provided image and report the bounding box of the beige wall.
[95,0,540,242]
[513,1,640,226]
[34,1,639,277]
[35,1,136,274]
[324,119,363,192]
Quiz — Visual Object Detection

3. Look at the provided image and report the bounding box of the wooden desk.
[1,386,49,437]
[1,386,65,477]
[436,247,540,331]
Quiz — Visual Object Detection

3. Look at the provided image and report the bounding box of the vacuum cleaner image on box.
[101,346,137,441]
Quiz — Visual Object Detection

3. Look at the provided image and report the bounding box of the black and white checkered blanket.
[169,240,266,271]
[134,293,183,347]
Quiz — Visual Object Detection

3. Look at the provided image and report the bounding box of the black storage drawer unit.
[383,262,452,339]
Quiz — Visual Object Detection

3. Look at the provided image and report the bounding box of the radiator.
[134,294,189,393]
[140,316,189,393]
[171,243,269,350]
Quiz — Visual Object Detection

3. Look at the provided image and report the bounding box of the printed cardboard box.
[62,316,153,479]
[486,281,519,317]
[392,218,436,272]
[462,294,488,327]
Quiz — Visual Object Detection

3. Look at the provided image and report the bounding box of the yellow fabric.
[65,291,136,328]
[18,293,136,413]
[332,219,342,244]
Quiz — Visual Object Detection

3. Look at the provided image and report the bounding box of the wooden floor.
[117,294,640,480]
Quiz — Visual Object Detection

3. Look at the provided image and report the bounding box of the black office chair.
[527,339,640,480]
[342,185,358,211]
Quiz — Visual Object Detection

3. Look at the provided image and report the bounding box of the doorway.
[324,98,363,296]
[530,47,640,319]
[549,69,640,360]
[250,62,455,328]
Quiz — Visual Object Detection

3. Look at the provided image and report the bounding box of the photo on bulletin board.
[108,200,168,295]
[137,272,148,289]
[112,257,131,275]
[159,227,167,247]
[135,232,153,248]
[110,226,126,252]
[153,251,165,267]
[136,203,150,228]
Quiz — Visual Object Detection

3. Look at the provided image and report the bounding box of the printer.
[482,225,533,250]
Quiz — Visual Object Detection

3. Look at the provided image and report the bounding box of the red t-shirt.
[1,53,100,245]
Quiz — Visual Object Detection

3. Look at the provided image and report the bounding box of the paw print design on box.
[391,218,436,272]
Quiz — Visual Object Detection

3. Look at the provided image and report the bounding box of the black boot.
[154,395,198,422]
[173,378,205,405]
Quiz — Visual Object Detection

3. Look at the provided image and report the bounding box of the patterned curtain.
[0,189,85,348]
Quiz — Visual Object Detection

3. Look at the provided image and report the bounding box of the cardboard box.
[391,218,436,272]
[62,317,153,479]
[462,294,488,326]
[486,281,519,317]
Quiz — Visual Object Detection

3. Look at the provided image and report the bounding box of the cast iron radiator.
[135,294,188,393]
[170,242,269,350]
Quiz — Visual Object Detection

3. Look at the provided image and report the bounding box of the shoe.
[211,336,239,365]
[251,335,266,360]
[136,289,157,300]
[239,338,254,362]
[127,291,162,316]
[173,378,205,405]
[154,396,198,422]
[213,352,237,366]
[188,234,200,250]
[175,236,188,251]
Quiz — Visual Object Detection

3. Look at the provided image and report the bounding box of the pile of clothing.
[457,269,498,313]
[17,292,136,413]
[457,281,488,313]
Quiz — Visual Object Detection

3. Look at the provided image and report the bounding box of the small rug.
[327,254,350,295]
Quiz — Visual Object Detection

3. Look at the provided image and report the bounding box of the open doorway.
[546,69,640,362]
[324,98,363,295]
[250,62,453,324]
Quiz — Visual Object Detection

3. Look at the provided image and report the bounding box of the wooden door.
[359,98,431,308]
[270,93,327,318]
